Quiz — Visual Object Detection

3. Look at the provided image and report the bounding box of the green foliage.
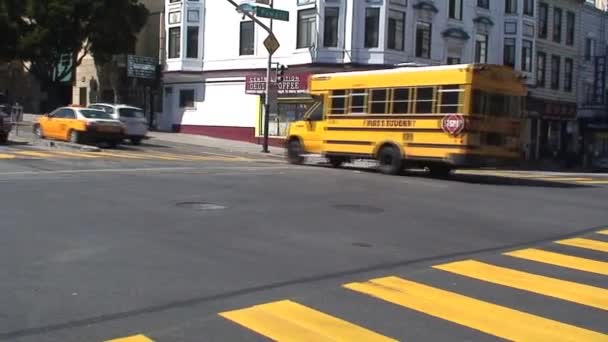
[0,0,149,84]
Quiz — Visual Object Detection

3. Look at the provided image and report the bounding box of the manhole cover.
[176,202,226,211]
[332,204,385,214]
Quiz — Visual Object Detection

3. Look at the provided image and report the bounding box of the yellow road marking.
[577,180,608,184]
[105,334,154,342]
[433,260,608,310]
[0,153,16,159]
[51,151,101,158]
[537,177,591,182]
[599,230,608,235]
[344,276,608,342]
[86,151,149,159]
[14,151,55,157]
[220,300,397,342]
[506,248,608,276]
[556,238,608,253]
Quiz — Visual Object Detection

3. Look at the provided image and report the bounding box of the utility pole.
[262,0,274,153]
[225,0,276,153]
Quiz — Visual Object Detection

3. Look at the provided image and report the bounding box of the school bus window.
[350,89,368,114]
[438,85,462,114]
[415,87,435,114]
[370,89,388,114]
[307,101,324,121]
[472,90,486,114]
[330,90,347,114]
[392,88,410,114]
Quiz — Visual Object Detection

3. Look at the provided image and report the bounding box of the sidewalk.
[147,131,285,158]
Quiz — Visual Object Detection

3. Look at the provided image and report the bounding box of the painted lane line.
[105,334,154,342]
[220,300,397,342]
[433,260,608,310]
[556,238,608,253]
[577,180,608,185]
[598,230,608,236]
[344,276,608,342]
[14,151,56,158]
[505,248,608,276]
[536,177,592,182]
[0,153,16,159]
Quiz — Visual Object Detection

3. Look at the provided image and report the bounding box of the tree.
[0,0,148,107]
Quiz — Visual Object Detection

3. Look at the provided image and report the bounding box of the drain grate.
[332,204,385,214]
[176,202,227,211]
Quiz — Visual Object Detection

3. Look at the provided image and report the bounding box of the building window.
[475,34,488,63]
[505,0,517,14]
[537,52,546,87]
[585,38,596,61]
[503,38,516,68]
[186,27,199,58]
[179,89,195,108]
[538,3,548,39]
[477,0,489,9]
[447,57,461,64]
[566,12,575,46]
[553,7,562,43]
[564,58,573,92]
[415,22,431,58]
[323,7,339,47]
[551,55,560,90]
[364,8,380,48]
[297,8,316,49]
[521,39,532,72]
[168,27,181,59]
[387,10,405,50]
[523,0,534,16]
[239,21,254,55]
[449,0,463,20]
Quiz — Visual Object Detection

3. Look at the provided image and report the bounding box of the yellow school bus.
[286,64,527,176]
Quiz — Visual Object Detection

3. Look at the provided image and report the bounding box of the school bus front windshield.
[286,64,527,176]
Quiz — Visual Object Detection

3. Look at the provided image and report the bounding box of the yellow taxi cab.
[34,105,126,146]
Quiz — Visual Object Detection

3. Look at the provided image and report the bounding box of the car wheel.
[377,145,403,175]
[287,139,304,165]
[69,130,80,144]
[130,137,142,145]
[0,133,8,144]
[34,125,44,139]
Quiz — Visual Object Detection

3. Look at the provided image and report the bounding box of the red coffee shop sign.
[245,73,310,95]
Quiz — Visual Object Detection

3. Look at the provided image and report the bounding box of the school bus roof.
[309,64,527,95]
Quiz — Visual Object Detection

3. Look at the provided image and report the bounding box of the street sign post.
[255,6,289,21]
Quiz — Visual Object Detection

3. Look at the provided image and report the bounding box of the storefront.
[526,97,578,162]
[245,73,313,143]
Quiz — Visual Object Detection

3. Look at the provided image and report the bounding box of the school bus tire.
[377,144,403,175]
[287,138,304,165]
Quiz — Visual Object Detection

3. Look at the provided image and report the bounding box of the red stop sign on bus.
[441,114,465,136]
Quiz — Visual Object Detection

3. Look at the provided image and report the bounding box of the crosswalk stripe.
[220,300,397,342]
[433,260,608,310]
[556,238,608,253]
[506,248,608,276]
[104,334,154,342]
[0,153,15,159]
[577,180,608,184]
[14,151,55,157]
[344,276,608,342]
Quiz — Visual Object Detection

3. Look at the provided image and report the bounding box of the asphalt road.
[0,139,607,342]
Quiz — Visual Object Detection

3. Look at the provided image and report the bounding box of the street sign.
[263,34,280,55]
[255,6,289,21]
[127,55,158,79]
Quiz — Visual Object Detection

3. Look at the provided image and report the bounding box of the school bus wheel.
[377,144,403,175]
[328,156,347,168]
[287,138,304,165]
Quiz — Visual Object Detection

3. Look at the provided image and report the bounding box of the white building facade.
[160,0,521,143]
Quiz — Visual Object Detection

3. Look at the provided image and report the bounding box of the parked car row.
[0,93,13,144]
[33,104,148,147]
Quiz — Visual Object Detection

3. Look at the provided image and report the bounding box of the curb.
[30,138,101,152]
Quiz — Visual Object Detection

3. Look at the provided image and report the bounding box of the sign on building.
[245,73,310,95]
[127,55,158,79]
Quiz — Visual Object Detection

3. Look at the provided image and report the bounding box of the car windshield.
[79,109,114,120]
[119,108,145,119]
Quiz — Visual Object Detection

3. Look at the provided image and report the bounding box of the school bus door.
[300,101,325,153]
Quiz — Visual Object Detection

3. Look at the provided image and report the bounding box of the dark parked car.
[0,94,13,143]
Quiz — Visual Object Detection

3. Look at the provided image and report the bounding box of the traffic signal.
[276,64,287,83]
